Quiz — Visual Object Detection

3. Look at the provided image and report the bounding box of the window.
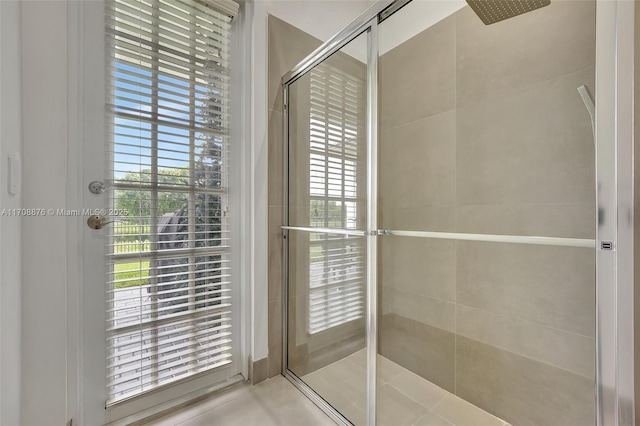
[105,0,238,403]
[308,63,366,334]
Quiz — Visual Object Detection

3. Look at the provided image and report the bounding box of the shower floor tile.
[302,349,510,426]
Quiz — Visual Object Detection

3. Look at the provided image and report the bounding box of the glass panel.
[287,230,367,424]
[286,30,369,426]
[288,32,368,231]
[378,1,596,425]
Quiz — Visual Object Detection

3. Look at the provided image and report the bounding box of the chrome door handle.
[87,214,119,230]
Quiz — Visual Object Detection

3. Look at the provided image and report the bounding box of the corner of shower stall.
[278,0,636,424]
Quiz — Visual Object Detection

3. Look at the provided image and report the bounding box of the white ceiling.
[263,0,467,62]
[262,0,377,45]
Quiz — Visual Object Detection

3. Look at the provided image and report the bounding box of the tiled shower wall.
[268,3,599,424]
[268,16,369,380]
[267,16,323,380]
[379,3,596,425]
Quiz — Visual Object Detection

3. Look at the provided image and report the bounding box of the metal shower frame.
[279,1,635,424]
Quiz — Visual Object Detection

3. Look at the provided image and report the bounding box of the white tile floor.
[148,350,510,426]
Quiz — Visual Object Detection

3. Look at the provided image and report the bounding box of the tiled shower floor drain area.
[301,349,510,426]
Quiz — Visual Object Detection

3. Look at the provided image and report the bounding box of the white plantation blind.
[105,0,237,404]
[308,64,365,334]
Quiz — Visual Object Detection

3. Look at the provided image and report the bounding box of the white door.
[76,1,243,423]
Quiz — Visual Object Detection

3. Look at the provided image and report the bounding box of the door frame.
[595,0,635,423]
[65,1,251,424]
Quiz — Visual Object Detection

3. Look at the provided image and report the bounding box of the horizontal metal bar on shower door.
[281,226,595,248]
[382,230,596,248]
[281,225,367,237]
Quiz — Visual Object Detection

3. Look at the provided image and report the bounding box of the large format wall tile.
[456,241,595,337]
[456,202,595,239]
[380,313,455,392]
[271,2,599,422]
[268,15,322,112]
[268,109,284,208]
[382,287,455,333]
[456,336,595,426]
[381,205,456,232]
[376,2,597,423]
[268,206,283,303]
[268,299,283,377]
[456,304,595,378]
[380,110,456,210]
[268,16,322,383]
[286,73,311,219]
[456,1,595,107]
[380,16,455,130]
[381,237,456,302]
[456,68,595,207]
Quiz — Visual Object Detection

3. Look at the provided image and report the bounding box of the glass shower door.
[376,1,596,425]
[284,30,372,425]
[280,0,638,423]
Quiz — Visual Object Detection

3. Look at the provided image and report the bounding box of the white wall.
[20,1,69,424]
[246,0,270,362]
[0,1,22,425]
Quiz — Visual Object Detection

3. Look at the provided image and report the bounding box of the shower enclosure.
[280,0,635,424]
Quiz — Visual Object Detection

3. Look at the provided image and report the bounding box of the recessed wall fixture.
[465,0,551,25]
